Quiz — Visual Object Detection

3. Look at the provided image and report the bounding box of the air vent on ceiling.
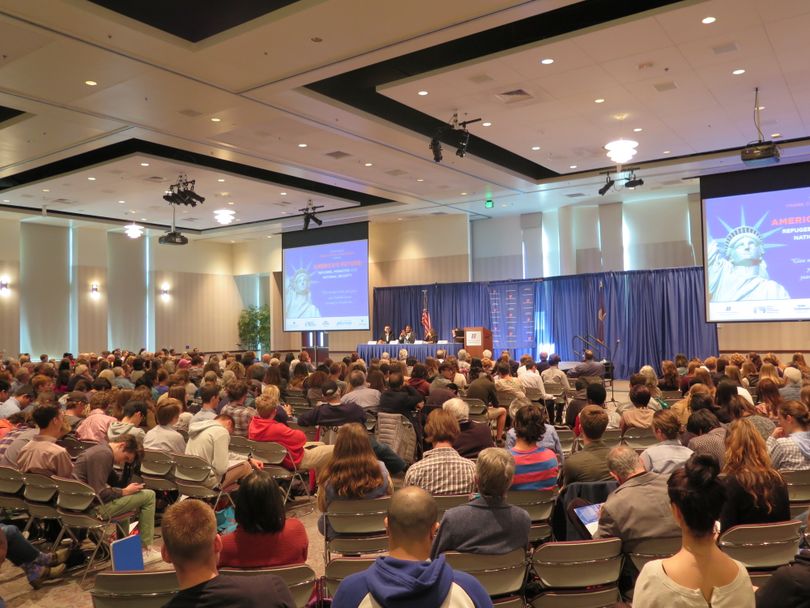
[712,42,738,55]
[143,176,165,182]
[325,150,351,159]
[101,189,115,194]
[566,193,586,198]
[21,193,33,199]
[432,211,447,215]
[276,201,293,207]
[184,217,198,222]
[109,169,125,175]
[178,109,203,117]
[495,88,533,103]
[53,198,74,204]
[654,81,677,92]
[469,74,494,84]
[385,169,406,177]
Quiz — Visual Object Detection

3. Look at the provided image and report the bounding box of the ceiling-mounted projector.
[741,141,780,164]
[158,231,188,246]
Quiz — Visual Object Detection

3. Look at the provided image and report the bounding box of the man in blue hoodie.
[333,486,493,608]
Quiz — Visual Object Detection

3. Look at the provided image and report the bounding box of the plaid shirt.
[220,403,257,437]
[404,447,476,496]
[767,434,810,472]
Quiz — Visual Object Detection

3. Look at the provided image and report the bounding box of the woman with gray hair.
[443,398,494,459]
[430,447,530,558]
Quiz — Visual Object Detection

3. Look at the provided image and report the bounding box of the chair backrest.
[229,435,252,457]
[627,536,682,571]
[783,469,810,502]
[661,390,682,400]
[221,565,317,608]
[324,557,377,597]
[140,450,175,477]
[326,497,391,535]
[23,472,59,503]
[529,586,620,608]
[289,421,318,442]
[544,382,564,397]
[621,426,657,450]
[532,538,622,588]
[601,428,622,448]
[434,494,472,521]
[53,476,98,512]
[580,376,604,386]
[463,398,488,423]
[718,520,802,569]
[0,465,25,495]
[173,453,215,483]
[91,570,179,608]
[554,428,575,455]
[445,548,527,597]
[248,440,288,466]
[525,387,545,402]
[508,488,558,543]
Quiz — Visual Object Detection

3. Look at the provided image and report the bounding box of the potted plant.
[237,305,270,352]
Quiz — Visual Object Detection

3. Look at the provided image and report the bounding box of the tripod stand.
[605,338,622,405]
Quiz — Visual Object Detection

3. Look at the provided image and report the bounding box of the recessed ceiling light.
[210,117,221,122]
[297,143,308,148]
[228,201,235,205]
[732,69,746,75]
[663,150,671,154]
[633,128,643,132]
[230,240,235,244]
[540,58,554,65]
[482,122,492,127]
[141,218,147,221]
[281,211,287,215]
[569,165,578,169]
[460,192,468,196]
[594,98,605,104]
[2,200,9,203]
[41,188,49,192]
[757,106,765,111]
[84,80,97,86]
[217,178,225,182]
[771,133,782,138]
[501,203,508,208]
[140,162,150,167]
[416,178,424,182]
[280,192,287,196]
[417,90,429,96]
[266,235,272,239]
[118,200,125,204]
[87,177,96,181]
[531,146,541,151]
[364,162,373,167]
[397,218,403,221]
[702,16,716,24]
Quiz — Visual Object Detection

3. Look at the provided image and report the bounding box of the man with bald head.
[333,486,493,607]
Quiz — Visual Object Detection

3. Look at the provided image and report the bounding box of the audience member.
[0,385,33,419]
[505,397,563,463]
[573,383,620,435]
[509,404,558,491]
[670,383,711,427]
[318,424,391,539]
[443,398,494,459]
[218,470,308,568]
[632,455,754,607]
[620,384,654,433]
[143,400,186,453]
[540,354,571,391]
[755,378,782,420]
[754,513,810,607]
[333,486,492,608]
[404,409,476,496]
[340,370,381,411]
[562,405,613,484]
[568,349,605,378]
[298,380,365,428]
[780,367,804,401]
[75,392,116,442]
[564,378,590,428]
[73,434,162,564]
[0,524,68,591]
[767,400,810,472]
[161,499,294,607]
[431,448,529,557]
[220,381,256,437]
[186,414,262,489]
[640,410,693,474]
[494,362,526,419]
[686,409,727,467]
[192,385,220,423]
[62,391,87,430]
[16,405,72,477]
[107,400,147,445]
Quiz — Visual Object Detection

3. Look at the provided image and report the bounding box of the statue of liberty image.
[285,264,321,318]
[707,208,789,302]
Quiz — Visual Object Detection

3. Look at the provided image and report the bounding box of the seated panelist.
[398,325,416,344]
[378,325,395,344]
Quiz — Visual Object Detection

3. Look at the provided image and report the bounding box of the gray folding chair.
[463,398,489,424]
[621,427,657,451]
[140,450,178,494]
[627,536,682,572]
[229,435,252,457]
[324,497,391,564]
[173,453,235,506]
[22,472,66,550]
[507,488,558,543]
[58,436,97,460]
[783,469,810,519]
[0,465,29,526]
[445,548,527,602]
[222,565,318,608]
[91,570,179,608]
[248,440,309,502]
[718,520,802,570]
[530,586,620,608]
[554,427,575,456]
[434,493,472,521]
[324,557,376,597]
[289,421,318,442]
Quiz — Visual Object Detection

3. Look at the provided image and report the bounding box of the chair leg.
[80,528,105,586]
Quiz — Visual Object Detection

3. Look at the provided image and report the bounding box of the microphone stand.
[606,338,622,405]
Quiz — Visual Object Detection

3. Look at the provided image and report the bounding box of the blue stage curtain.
[372,285,428,338]
[661,267,719,365]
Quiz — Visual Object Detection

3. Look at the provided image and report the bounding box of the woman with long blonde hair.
[317,423,391,539]
[759,362,783,387]
[755,378,783,420]
[720,418,789,531]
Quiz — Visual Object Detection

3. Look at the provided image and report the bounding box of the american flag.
[421,289,432,337]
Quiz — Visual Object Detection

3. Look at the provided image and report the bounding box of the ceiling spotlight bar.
[596,168,644,196]
[429,112,481,163]
[300,199,324,231]
[162,174,206,207]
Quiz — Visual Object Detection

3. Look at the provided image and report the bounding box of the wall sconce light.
[0,277,9,296]
[90,282,100,300]
[160,283,170,301]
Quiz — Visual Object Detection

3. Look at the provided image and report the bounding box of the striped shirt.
[767,433,810,472]
[404,447,476,496]
[509,446,559,491]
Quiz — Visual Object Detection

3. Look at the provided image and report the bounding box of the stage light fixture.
[0,277,9,296]
[430,137,443,162]
[428,112,481,163]
[162,175,206,207]
[598,176,615,196]
[625,176,644,189]
[456,129,470,158]
[300,200,325,231]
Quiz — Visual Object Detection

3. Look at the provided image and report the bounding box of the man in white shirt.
[540,354,571,391]
[518,360,548,397]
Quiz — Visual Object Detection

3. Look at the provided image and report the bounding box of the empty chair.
[0,465,28,525]
[554,427,575,456]
[718,520,802,570]
[782,469,810,519]
[507,488,558,543]
[445,548,527,603]
[91,570,179,608]
[323,497,391,564]
[140,450,178,494]
[324,557,376,597]
[247,440,308,501]
[222,565,318,608]
[531,538,622,605]
[621,427,657,451]
[22,472,65,550]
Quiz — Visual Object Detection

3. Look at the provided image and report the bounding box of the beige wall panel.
[472,255,522,282]
[0,260,20,356]
[77,265,108,353]
[233,238,281,275]
[718,321,810,354]
[107,233,147,352]
[150,237,234,274]
[370,215,469,263]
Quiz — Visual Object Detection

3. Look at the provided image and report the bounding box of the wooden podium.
[464,327,492,358]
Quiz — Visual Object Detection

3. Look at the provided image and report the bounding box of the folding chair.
[91,570,179,608]
[173,453,236,507]
[58,436,97,460]
[718,520,802,570]
[507,488,558,543]
[463,398,489,424]
[661,390,682,401]
[222,565,318,608]
[324,497,391,564]
[289,421,318,442]
[229,435,253,457]
[22,472,67,550]
[530,538,622,606]
[782,469,810,519]
[0,465,29,526]
[248,440,309,502]
[53,476,136,584]
[434,493,472,522]
[324,557,376,597]
[621,427,657,451]
[525,387,546,403]
[627,536,682,572]
[554,427,575,456]
[580,376,604,387]
[445,548,527,605]
[140,450,178,494]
